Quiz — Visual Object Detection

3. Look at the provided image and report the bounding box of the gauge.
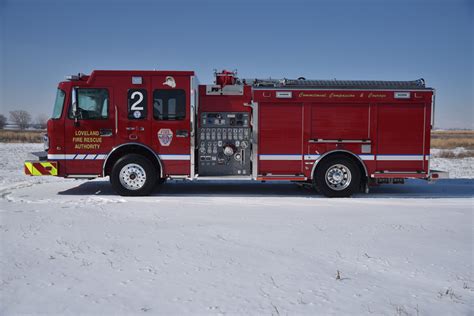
[224,146,234,156]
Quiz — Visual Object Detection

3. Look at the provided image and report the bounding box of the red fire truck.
[24,69,446,197]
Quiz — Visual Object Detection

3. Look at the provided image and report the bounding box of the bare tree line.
[0,111,48,130]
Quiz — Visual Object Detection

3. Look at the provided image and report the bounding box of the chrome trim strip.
[195,176,253,181]
[66,174,99,178]
[168,175,189,179]
[377,155,424,161]
[304,154,374,161]
[309,139,371,143]
[47,154,75,160]
[428,89,435,173]
[260,173,305,177]
[431,89,436,128]
[423,103,426,170]
[304,154,321,160]
[249,101,259,180]
[190,75,196,179]
[373,171,422,174]
[115,105,118,134]
[260,155,302,161]
[161,155,191,160]
[368,105,371,139]
[47,154,105,160]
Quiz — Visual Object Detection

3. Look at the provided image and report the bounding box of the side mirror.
[71,87,80,125]
[72,87,78,116]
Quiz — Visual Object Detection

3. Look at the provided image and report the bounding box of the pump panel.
[198,112,251,176]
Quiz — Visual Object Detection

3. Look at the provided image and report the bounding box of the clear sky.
[0,0,472,128]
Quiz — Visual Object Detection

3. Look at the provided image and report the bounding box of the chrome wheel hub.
[119,163,147,190]
[325,164,351,191]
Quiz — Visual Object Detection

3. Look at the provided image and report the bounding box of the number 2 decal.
[128,89,147,119]
[130,91,144,110]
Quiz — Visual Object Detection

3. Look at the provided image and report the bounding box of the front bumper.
[29,151,48,161]
[24,160,58,176]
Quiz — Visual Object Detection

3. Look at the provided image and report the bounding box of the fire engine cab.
[24,69,446,197]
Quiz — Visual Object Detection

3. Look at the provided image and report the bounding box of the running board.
[167,175,308,181]
[167,175,254,181]
[371,172,427,179]
[257,176,307,181]
[167,174,308,181]
[194,176,253,181]
[66,174,99,179]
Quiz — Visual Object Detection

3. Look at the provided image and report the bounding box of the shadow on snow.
[58,179,474,199]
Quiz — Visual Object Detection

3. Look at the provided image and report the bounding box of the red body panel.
[258,101,303,175]
[310,103,369,140]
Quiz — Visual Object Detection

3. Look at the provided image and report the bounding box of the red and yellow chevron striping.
[24,161,58,176]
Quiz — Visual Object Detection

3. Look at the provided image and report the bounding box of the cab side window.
[69,88,109,120]
[153,89,186,120]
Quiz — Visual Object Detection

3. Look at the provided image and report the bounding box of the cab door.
[115,77,151,146]
[150,75,191,176]
[64,87,115,175]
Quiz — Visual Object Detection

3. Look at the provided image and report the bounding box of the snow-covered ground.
[0,144,473,315]
[430,147,474,178]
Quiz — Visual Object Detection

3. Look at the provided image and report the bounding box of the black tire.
[110,154,157,196]
[313,155,361,198]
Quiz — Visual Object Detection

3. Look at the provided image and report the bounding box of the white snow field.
[1,144,473,315]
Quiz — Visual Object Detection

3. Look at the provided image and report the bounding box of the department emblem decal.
[158,128,173,146]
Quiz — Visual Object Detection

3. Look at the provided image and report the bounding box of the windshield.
[52,89,66,119]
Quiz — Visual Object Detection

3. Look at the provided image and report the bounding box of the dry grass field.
[0,130,44,143]
[431,130,474,149]
[431,130,474,158]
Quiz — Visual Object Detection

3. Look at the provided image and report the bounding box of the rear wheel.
[314,155,361,197]
[110,154,157,196]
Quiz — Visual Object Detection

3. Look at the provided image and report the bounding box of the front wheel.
[110,154,157,196]
[314,156,361,198]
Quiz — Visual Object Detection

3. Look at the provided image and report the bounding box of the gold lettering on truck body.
[72,130,102,150]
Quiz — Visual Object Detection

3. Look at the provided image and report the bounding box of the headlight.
[43,134,49,151]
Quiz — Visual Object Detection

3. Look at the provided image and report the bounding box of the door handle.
[100,128,113,137]
[176,130,189,138]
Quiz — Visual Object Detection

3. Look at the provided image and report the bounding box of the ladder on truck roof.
[247,78,429,90]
